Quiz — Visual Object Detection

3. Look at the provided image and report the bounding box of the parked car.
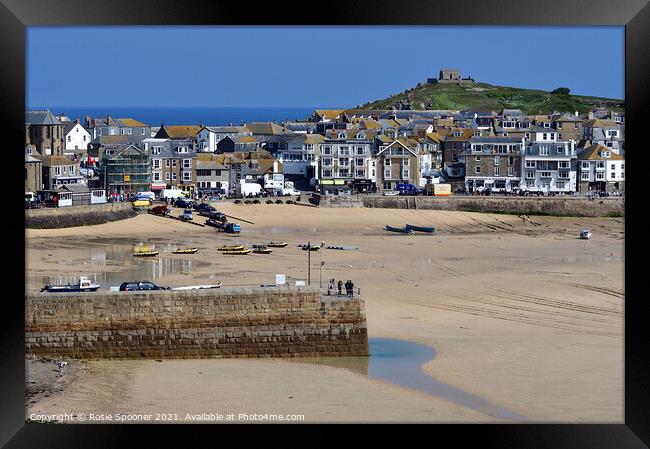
[395,183,421,196]
[194,202,216,214]
[119,281,169,291]
[181,207,193,221]
[174,198,193,208]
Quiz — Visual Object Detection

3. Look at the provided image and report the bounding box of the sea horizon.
[24,106,350,126]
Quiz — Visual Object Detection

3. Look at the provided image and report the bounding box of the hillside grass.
[351,82,624,114]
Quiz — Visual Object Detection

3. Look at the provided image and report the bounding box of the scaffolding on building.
[102,145,151,197]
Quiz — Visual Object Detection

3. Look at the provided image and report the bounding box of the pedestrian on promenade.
[327,278,334,296]
[349,280,355,297]
[345,280,352,297]
[337,280,343,296]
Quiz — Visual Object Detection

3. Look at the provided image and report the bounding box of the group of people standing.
[327,278,355,297]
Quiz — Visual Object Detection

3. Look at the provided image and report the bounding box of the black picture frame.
[2,0,647,447]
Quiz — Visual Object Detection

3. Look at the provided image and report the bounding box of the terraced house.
[195,153,230,195]
[148,139,196,194]
[279,134,324,180]
[463,136,524,193]
[521,140,577,194]
[375,137,425,192]
[320,128,375,190]
[576,144,625,193]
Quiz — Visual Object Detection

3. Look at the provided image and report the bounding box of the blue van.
[395,183,420,196]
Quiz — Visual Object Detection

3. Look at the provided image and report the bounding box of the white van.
[160,189,188,201]
[134,191,156,201]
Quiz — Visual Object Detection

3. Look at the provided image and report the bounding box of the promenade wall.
[25,287,369,359]
[25,202,137,229]
[320,195,624,217]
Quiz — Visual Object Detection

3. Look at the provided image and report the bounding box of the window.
[451,154,458,162]
[172,173,177,181]
[384,168,391,178]
[196,169,211,177]
[494,157,500,166]
[596,161,605,169]
[165,172,170,181]
[322,158,332,166]
[525,160,535,168]
[172,159,177,167]
[152,146,162,155]
[542,133,547,140]
[141,128,146,135]
[611,172,616,178]
[128,129,132,135]
[596,172,605,180]
[509,156,514,166]
[67,136,71,142]
[182,172,191,181]
[183,159,191,168]
[557,146,564,154]
[574,123,579,129]
[606,142,613,147]
[540,146,549,156]
[541,171,552,178]
[507,166,514,176]
[581,172,589,180]
[558,161,570,169]
[153,159,161,169]
[475,167,481,174]
[581,161,589,170]
[339,158,349,166]
[556,181,565,189]
[339,146,349,155]
[322,169,332,177]
[338,169,349,177]
[323,146,331,155]
[83,136,86,142]
[153,172,161,181]
[121,129,125,135]
[402,159,409,166]
[543,122,550,128]
[402,168,409,178]
[356,169,365,177]
[356,146,365,155]
[356,158,364,166]
[494,166,500,176]
[557,122,563,129]
[475,156,481,161]
[385,158,391,166]
[98,129,102,136]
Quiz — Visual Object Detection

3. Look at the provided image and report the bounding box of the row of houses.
[24,106,625,198]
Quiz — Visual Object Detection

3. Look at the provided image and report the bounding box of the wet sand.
[25,204,624,423]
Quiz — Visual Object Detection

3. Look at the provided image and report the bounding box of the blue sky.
[27,26,624,108]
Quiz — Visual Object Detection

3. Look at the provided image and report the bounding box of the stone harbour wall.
[320,195,624,217]
[25,202,137,229]
[25,287,369,359]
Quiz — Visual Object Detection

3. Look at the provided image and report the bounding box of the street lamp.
[319,241,325,288]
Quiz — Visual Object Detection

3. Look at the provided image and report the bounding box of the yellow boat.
[133,245,159,257]
[217,245,245,251]
[221,248,251,255]
[172,248,199,254]
[133,250,159,257]
[267,242,288,248]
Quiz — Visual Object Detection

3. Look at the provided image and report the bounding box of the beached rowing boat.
[217,245,245,251]
[405,224,435,233]
[221,248,251,255]
[169,281,222,290]
[252,245,273,254]
[385,225,414,234]
[267,241,288,247]
[172,248,199,254]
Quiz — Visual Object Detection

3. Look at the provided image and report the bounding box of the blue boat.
[385,225,414,234]
[405,224,435,233]
[40,276,101,293]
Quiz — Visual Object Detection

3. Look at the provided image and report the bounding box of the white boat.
[41,276,101,293]
[169,282,222,291]
[580,229,592,239]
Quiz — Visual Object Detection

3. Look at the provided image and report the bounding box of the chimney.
[588,111,594,119]
[75,118,80,124]
[85,116,91,127]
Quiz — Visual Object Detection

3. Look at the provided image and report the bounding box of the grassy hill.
[349,82,624,115]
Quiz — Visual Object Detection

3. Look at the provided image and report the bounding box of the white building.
[521,140,577,193]
[63,121,91,154]
[279,134,324,179]
[577,144,625,193]
[196,126,252,153]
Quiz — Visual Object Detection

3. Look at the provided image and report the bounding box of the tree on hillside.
[551,87,571,95]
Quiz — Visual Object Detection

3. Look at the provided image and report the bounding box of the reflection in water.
[29,245,211,289]
[292,337,527,421]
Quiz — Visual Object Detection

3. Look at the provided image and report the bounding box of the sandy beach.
[25,204,624,423]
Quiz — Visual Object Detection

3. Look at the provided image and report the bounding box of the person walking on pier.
[348,280,355,297]
[337,280,343,296]
[327,278,334,296]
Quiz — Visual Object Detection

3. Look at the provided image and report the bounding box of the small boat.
[221,248,251,255]
[580,229,592,240]
[40,276,101,293]
[170,281,222,290]
[385,225,414,234]
[298,244,321,251]
[172,248,199,254]
[252,245,272,254]
[217,245,245,251]
[267,241,288,248]
[405,224,435,233]
[326,245,359,251]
